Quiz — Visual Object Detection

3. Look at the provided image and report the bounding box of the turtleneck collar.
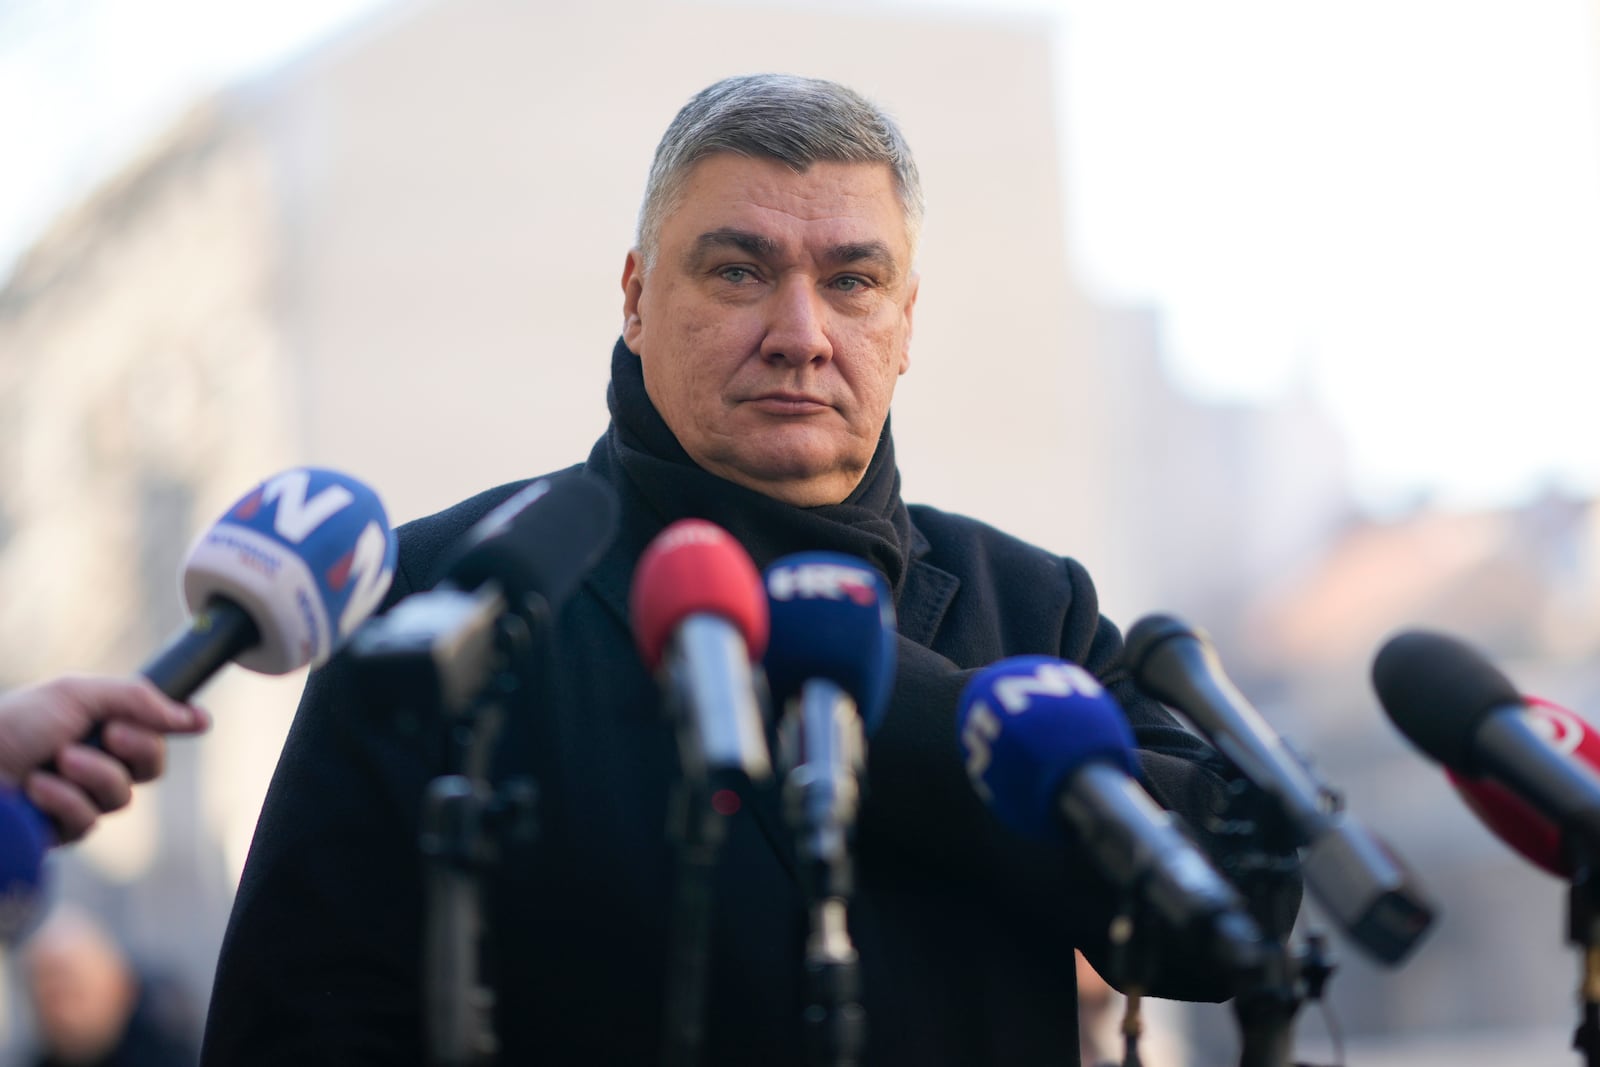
[591,337,914,599]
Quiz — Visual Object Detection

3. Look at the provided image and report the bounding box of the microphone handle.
[142,596,262,702]
[1476,707,1600,850]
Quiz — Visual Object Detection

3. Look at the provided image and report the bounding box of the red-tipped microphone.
[630,520,772,786]
[1448,697,1600,878]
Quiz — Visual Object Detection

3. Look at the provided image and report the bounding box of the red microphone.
[1448,697,1600,877]
[630,520,771,785]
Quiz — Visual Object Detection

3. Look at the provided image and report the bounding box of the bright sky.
[4,0,1598,516]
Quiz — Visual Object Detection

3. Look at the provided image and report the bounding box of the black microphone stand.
[662,773,735,1067]
[1212,779,1336,1067]
[782,681,867,1067]
[351,586,541,1067]
[1566,840,1600,1067]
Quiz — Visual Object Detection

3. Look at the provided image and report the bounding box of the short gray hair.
[636,73,924,268]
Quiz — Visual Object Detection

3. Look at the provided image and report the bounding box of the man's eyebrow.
[825,240,900,280]
[685,230,902,280]
[687,228,781,263]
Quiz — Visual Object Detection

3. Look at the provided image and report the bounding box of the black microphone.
[1373,629,1600,855]
[1126,614,1436,966]
[350,473,619,713]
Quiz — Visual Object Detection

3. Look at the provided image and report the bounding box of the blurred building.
[1175,494,1600,1067]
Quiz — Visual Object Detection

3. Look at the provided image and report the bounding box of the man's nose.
[759,278,833,367]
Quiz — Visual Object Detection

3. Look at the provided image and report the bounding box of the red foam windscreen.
[1447,697,1600,877]
[629,519,768,671]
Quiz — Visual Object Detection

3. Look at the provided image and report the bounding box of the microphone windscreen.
[630,520,768,671]
[956,655,1137,841]
[1447,697,1600,877]
[182,467,398,673]
[762,552,896,733]
[446,472,619,612]
[1372,629,1523,772]
[1123,612,1200,680]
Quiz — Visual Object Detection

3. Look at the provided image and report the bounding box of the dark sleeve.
[201,586,436,1065]
[861,549,1300,1006]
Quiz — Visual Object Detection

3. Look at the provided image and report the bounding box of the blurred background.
[1,0,1598,1063]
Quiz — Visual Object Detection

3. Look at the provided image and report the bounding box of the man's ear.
[898,272,920,375]
[621,249,647,353]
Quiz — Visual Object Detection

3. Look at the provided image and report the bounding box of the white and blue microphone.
[957,655,1264,977]
[0,467,397,941]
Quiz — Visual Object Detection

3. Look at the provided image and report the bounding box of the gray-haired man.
[205,74,1293,1067]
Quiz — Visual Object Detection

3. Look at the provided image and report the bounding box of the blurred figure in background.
[21,905,198,1067]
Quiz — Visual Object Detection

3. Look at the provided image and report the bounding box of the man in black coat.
[203,73,1296,1066]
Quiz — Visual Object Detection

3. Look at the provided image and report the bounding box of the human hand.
[0,676,210,842]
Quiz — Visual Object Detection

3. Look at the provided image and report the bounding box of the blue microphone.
[0,467,398,941]
[957,655,1264,976]
[763,552,895,730]
[762,552,895,1065]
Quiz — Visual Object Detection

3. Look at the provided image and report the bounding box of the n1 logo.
[329,519,394,638]
[992,661,1102,714]
[960,700,1002,804]
[255,469,357,545]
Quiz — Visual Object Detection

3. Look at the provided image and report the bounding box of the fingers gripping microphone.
[0,467,398,940]
[1126,614,1436,966]
[956,656,1265,976]
[630,520,771,788]
[1373,630,1600,869]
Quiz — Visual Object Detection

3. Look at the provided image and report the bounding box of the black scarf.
[588,337,914,601]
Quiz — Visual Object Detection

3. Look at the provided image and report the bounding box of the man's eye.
[832,275,869,292]
[719,267,754,283]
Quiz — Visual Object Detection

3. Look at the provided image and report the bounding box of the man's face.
[622,154,919,507]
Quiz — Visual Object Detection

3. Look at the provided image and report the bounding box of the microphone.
[631,522,770,1067]
[350,473,620,714]
[0,467,399,940]
[1125,614,1436,966]
[762,551,896,871]
[630,520,771,787]
[762,552,894,1066]
[956,655,1265,977]
[1373,629,1600,869]
[348,472,617,1067]
[1447,698,1600,878]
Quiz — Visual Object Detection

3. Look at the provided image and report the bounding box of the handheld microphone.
[1373,630,1600,870]
[630,520,771,787]
[956,655,1265,977]
[350,474,619,714]
[0,467,398,940]
[1125,614,1436,966]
